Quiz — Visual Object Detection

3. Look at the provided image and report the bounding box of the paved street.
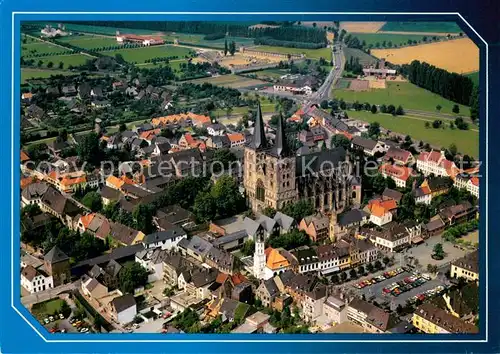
[21,280,80,306]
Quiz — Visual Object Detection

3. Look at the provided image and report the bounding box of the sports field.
[188,74,270,89]
[102,45,195,64]
[333,81,469,113]
[57,34,118,49]
[347,110,478,157]
[350,33,443,48]
[252,45,332,60]
[380,22,462,33]
[371,38,479,74]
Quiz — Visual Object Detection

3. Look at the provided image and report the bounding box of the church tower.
[253,233,266,279]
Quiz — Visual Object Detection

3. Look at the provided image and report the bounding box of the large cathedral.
[243,103,362,214]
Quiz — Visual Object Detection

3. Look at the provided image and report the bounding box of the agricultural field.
[188,74,271,89]
[29,54,92,68]
[349,33,443,48]
[347,110,479,157]
[380,22,462,34]
[371,38,479,74]
[344,47,378,67]
[21,40,69,56]
[339,22,386,33]
[57,34,118,49]
[102,45,195,64]
[21,68,77,83]
[39,22,160,36]
[252,45,332,60]
[333,81,469,114]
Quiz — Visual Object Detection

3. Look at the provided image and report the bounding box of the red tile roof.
[380,163,414,182]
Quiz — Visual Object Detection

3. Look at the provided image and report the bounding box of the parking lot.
[354,269,448,308]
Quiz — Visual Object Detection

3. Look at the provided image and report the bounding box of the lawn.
[102,45,195,64]
[31,299,65,320]
[57,34,119,49]
[21,69,73,83]
[465,71,479,87]
[349,33,443,48]
[39,22,160,36]
[332,81,469,114]
[164,33,254,48]
[380,22,462,33]
[347,110,479,157]
[188,74,271,89]
[253,45,332,60]
[247,68,288,81]
[21,41,69,56]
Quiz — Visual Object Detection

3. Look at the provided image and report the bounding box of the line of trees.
[253,37,325,49]
[400,60,475,108]
[203,33,225,40]
[66,21,327,44]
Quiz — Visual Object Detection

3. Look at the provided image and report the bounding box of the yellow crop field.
[339,22,386,33]
[371,38,479,74]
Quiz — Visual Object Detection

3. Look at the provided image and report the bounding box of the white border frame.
[11,12,488,343]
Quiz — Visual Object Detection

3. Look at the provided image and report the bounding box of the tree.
[425,121,430,129]
[339,272,347,282]
[119,123,127,132]
[77,132,103,167]
[262,207,277,218]
[366,263,374,273]
[374,260,382,270]
[133,204,155,235]
[436,104,442,112]
[241,239,255,257]
[358,265,365,275]
[383,256,390,265]
[330,134,350,150]
[396,105,405,115]
[331,274,339,284]
[367,122,381,138]
[281,200,314,221]
[372,174,388,195]
[93,315,104,333]
[47,61,54,68]
[58,61,64,69]
[448,143,458,158]
[229,41,236,56]
[210,175,246,218]
[267,230,310,250]
[224,39,228,56]
[380,104,387,113]
[320,100,329,109]
[371,104,377,114]
[432,243,445,260]
[119,262,149,294]
[387,104,396,115]
[193,190,216,223]
[82,191,103,212]
[469,85,479,122]
[349,268,357,279]
[452,104,460,114]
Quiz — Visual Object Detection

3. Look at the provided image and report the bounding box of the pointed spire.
[273,113,289,157]
[251,102,268,150]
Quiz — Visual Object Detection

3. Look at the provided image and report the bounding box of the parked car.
[59,314,65,320]
[80,328,89,333]
[44,318,50,324]
[49,316,54,322]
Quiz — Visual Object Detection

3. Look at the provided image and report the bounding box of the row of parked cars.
[70,317,90,333]
[382,273,432,297]
[353,268,405,289]
[408,285,445,304]
[43,313,65,324]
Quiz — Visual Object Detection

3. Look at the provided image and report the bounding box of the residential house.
[108,294,137,325]
[454,173,479,198]
[316,244,342,276]
[62,85,77,96]
[207,123,226,136]
[81,276,108,299]
[231,311,276,334]
[382,188,403,204]
[206,135,230,149]
[347,298,395,333]
[299,214,329,243]
[439,201,476,226]
[204,245,236,275]
[450,250,479,282]
[21,265,53,294]
[412,303,478,334]
[135,247,169,283]
[323,296,348,325]
[365,198,397,226]
[366,223,410,253]
[39,186,82,226]
[273,212,297,234]
[351,137,387,156]
[100,185,121,205]
[43,246,71,287]
[329,208,369,242]
[302,282,327,323]
[291,246,319,274]
[227,133,246,148]
[89,260,123,290]
[163,251,193,287]
[423,217,446,237]
[178,133,206,151]
[21,182,49,207]
[255,278,280,307]
[416,150,458,178]
[384,147,415,165]
[177,235,213,262]
[178,268,219,300]
[78,82,92,99]
[379,163,415,188]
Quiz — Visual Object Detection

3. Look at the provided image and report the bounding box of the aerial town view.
[19,20,480,335]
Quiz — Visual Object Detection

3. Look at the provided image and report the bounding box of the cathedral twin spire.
[251,102,290,158]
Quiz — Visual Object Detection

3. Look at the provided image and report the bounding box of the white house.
[369,206,393,226]
[370,225,410,253]
[351,137,387,156]
[302,284,327,323]
[109,294,137,325]
[135,248,168,283]
[323,296,348,325]
[380,164,414,189]
[206,123,226,136]
[227,133,246,148]
[416,150,457,177]
[21,265,54,294]
[141,227,187,251]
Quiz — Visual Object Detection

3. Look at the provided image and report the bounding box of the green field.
[380,22,462,33]
[253,45,332,60]
[465,71,479,87]
[37,22,159,36]
[349,33,443,48]
[21,41,69,56]
[247,68,289,81]
[102,45,194,64]
[31,299,65,320]
[348,110,478,157]
[188,74,271,89]
[57,34,118,49]
[21,68,75,83]
[344,47,378,66]
[30,54,92,68]
[333,81,469,114]
[163,33,254,48]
